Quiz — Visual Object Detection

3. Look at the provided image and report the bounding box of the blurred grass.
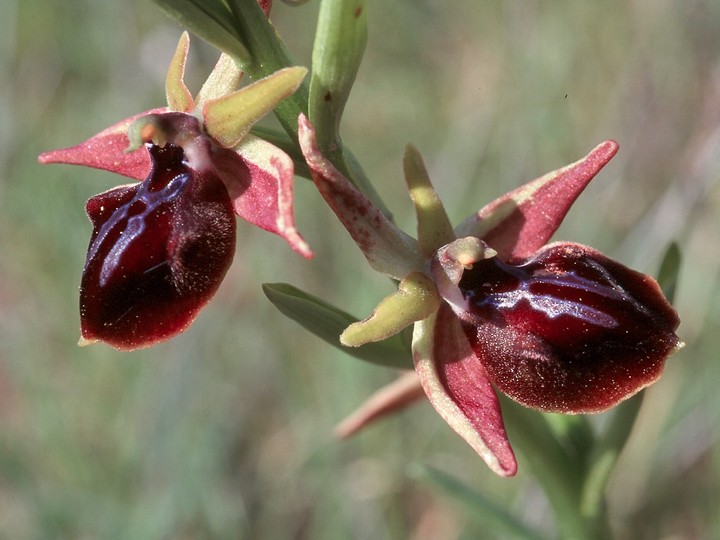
[0,0,718,538]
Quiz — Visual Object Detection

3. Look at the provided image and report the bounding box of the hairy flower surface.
[39,34,311,350]
[297,114,681,476]
[80,136,235,349]
[452,243,680,413]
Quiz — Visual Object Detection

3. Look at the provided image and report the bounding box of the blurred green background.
[1,1,718,538]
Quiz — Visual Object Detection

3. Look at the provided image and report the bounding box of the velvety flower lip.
[39,33,311,349]
[446,241,682,414]
[298,114,682,476]
[81,139,235,350]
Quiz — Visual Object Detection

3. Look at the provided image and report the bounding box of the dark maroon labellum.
[457,243,681,413]
[80,142,236,350]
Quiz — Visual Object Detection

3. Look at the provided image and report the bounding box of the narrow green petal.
[165,32,195,112]
[341,272,439,347]
[203,66,308,148]
[404,144,455,257]
[195,53,244,109]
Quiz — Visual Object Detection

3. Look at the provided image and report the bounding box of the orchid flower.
[297,114,681,477]
[38,33,312,350]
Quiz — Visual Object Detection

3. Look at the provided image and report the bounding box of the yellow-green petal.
[165,32,194,113]
[341,272,439,347]
[404,144,455,257]
[195,53,244,110]
[203,66,308,149]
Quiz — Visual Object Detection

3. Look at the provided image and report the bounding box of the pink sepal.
[456,141,619,262]
[298,114,419,278]
[334,371,425,438]
[38,108,167,181]
[413,303,517,477]
[216,135,312,258]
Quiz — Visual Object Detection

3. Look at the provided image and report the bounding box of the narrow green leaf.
[580,394,643,523]
[263,283,412,368]
[499,396,600,540]
[657,241,682,303]
[410,465,548,540]
[152,0,252,64]
[543,413,594,462]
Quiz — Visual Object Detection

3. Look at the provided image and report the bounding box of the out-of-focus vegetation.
[1,1,718,538]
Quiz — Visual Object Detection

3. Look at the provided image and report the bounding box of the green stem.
[308,0,366,153]
[411,464,549,540]
[580,394,643,532]
[540,412,595,463]
[501,398,611,540]
[228,0,392,217]
[152,0,394,215]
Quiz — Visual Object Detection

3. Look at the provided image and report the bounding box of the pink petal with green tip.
[298,114,421,279]
[214,134,312,258]
[334,371,425,438]
[413,303,517,477]
[455,141,619,262]
[38,108,167,181]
